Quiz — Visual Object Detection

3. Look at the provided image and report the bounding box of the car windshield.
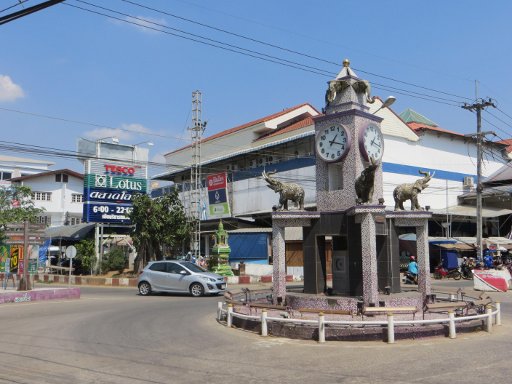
[180,261,207,273]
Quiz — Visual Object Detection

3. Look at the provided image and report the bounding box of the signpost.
[3,222,46,290]
[65,245,77,286]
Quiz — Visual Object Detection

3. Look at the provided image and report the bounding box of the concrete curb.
[1,273,303,288]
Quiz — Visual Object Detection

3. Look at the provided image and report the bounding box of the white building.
[0,155,54,186]
[156,76,509,264]
[10,169,84,227]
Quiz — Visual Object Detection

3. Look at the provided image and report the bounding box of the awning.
[44,223,96,241]
[434,243,474,251]
[432,205,512,218]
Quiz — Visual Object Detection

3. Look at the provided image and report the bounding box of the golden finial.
[343,59,350,67]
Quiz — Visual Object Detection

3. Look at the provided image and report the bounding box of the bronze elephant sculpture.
[393,170,434,211]
[262,170,304,211]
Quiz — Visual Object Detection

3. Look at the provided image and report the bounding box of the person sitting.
[407,256,418,284]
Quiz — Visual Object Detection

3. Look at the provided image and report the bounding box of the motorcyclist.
[407,256,418,284]
[460,256,473,278]
[483,250,494,269]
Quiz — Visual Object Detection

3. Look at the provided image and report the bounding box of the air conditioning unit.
[463,176,474,187]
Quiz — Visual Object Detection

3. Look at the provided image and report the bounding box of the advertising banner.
[207,172,231,218]
[0,244,9,273]
[83,159,148,224]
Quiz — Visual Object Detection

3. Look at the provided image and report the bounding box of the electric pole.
[188,91,206,259]
[462,98,496,261]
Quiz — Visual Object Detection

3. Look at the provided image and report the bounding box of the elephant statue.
[393,170,434,211]
[355,157,379,204]
[262,170,305,211]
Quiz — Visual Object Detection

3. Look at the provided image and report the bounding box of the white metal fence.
[217,302,501,344]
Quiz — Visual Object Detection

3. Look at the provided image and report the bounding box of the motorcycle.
[404,271,418,284]
[460,264,473,280]
[434,265,462,280]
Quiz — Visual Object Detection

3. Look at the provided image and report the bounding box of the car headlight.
[199,276,216,283]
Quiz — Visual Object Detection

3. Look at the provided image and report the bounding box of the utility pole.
[462,98,496,261]
[188,91,206,259]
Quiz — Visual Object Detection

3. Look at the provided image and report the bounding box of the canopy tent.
[44,223,95,241]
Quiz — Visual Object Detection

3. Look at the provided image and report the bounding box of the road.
[0,283,511,384]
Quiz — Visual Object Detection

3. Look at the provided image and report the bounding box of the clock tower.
[314,59,384,211]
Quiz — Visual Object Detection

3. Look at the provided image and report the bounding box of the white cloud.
[110,16,167,34]
[0,75,24,102]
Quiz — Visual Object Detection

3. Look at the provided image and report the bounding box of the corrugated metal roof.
[432,205,512,218]
[400,108,438,127]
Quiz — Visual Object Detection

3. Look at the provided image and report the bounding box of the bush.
[101,247,127,274]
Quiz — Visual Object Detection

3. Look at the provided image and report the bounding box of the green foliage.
[75,239,95,275]
[101,246,126,274]
[208,254,219,271]
[129,189,191,273]
[0,185,44,241]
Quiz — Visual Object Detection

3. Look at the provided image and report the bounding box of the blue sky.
[1,0,512,177]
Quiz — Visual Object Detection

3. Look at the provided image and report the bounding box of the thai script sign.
[207,172,231,218]
[83,159,148,224]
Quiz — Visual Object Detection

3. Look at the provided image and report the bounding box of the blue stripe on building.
[382,162,475,182]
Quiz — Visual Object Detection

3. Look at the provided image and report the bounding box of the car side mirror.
[179,270,188,275]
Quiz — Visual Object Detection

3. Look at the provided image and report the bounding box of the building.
[155,80,509,267]
[0,155,54,186]
[9,169,84,227]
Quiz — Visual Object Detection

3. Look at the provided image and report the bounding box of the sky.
[2,0,512,179]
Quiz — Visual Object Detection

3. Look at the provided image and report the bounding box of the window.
[167,262,186,274]
[55,173,69,183]
[36,216,51,225]
[72,194,83,203]
[0,171,12,180]
[70,217,82,225]
[32,192,52,201]
[149,262,167,272]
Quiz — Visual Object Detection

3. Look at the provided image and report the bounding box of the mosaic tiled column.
[387,212,432,301]
[271,212,320,305]
[416,222,431,298]
[272,224,286,304]
[360,211,378,305]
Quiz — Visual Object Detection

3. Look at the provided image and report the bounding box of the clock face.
[359,123,384,162]
[315,124,351,163]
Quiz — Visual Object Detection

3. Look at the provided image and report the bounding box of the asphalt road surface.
[1,283,512,384]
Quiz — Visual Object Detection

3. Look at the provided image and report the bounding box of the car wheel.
[190,282,204,297]
[138,281,152,296]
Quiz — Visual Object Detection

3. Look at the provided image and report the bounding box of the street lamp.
[373,96,396,114]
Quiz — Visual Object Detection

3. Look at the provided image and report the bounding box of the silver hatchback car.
[137,260,226,297]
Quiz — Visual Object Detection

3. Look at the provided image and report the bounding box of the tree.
[0,185,43,241]
[129,189,191,273]
[75,239,95,275]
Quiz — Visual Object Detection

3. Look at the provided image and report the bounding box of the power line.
[0,106,185,141]
[66,1,334,78]
[67,0,474,107]
[0,0,30,14]
[119,0,473,104]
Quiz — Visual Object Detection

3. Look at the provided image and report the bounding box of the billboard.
[83,160,148,224]
[207,172,231,218]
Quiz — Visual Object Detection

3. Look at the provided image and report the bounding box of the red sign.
[207,173,227,190]
[104,164,136,175]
